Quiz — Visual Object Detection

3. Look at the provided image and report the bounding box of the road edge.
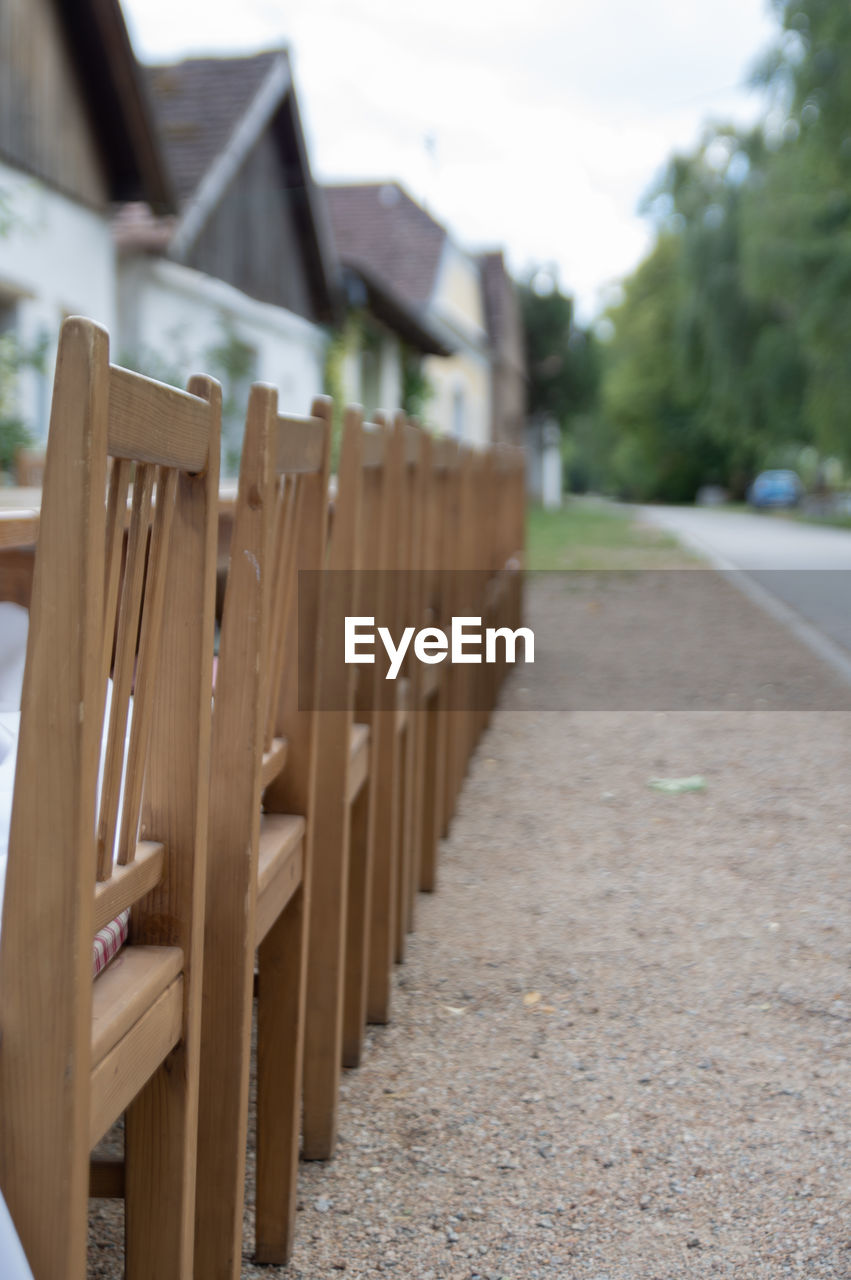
[638,510,851,691]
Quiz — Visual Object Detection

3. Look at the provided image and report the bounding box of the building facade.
[116,50,338,473]
[0,0,171,447]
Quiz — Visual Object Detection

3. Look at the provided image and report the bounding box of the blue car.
[747,469,803,509]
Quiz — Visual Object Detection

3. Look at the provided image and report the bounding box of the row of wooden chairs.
[0,317,525,1279]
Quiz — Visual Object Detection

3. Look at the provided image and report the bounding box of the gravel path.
[90,570,851,1278]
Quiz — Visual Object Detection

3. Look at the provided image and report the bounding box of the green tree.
[519,271,599,428]
[602,234,721,501]
[594,0,851,498]
[745,0,851,459]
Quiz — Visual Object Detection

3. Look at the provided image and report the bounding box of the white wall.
[424,350,491,448]
[0,161,116,441]
[117,254,327,475]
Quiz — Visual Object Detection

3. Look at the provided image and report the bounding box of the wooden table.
[0,491,41,550]
[0,485,240,550]
[0,486,241,614]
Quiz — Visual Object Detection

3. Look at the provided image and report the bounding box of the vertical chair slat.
[264,476,302,754]
[262,474,292,752]
[117,466,178,867]
[96,464,155,882]
[101,458,131,701]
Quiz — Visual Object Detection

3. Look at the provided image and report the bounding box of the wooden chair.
[440,444,480,838]
[193,387,331,1275]
[415,434,458,894]
[346,410,424,1038]
[0,316,221,1279]
[389,416,426,962]
[488,444,527,701]
[349,414,397,1044]
[301,407,378,1156]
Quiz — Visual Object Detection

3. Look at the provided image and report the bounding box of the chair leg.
[342,779,373,1068]
[193,847,257,1280]
[393,720,411,964]
[366,714,399,1025]
[255,885,306,1263]
[125,1043,197,1280]
[404,714,420,936]
[407,709,427,919]
[419,693,443,893]
[302,784,350,1161]
[193,951,254,1280]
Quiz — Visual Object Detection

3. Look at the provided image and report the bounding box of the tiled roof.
[146,52,280,204]
[324,183,447,309]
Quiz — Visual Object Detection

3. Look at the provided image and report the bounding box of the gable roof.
[47,0,173,208]
[138,49,338,321]
[324,183,448,310]
[146,52,280,207]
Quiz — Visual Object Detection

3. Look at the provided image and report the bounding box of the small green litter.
[648,776,706,793]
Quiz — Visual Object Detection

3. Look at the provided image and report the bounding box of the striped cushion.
[92,909,131,978]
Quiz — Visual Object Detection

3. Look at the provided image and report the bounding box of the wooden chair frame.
[193,387,332,1275]
[415,433,458,893]
[0,316,221,1280]
[301,407,379,1158]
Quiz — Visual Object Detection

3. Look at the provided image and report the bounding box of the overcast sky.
[121,0,778,319]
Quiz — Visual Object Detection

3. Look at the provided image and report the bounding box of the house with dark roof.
[321,184,451,420]
[479,251,527,447]
[115,49,339,470]
[325,182,494,444]
[0,0,172,442]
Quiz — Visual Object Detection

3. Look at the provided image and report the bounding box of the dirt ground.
[89,569,851,1278]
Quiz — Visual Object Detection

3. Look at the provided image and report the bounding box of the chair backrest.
[212,385,332,833]
[420,434,458,636]
[0,316,221,1274]
[389,414,426,646]
[493,443,526,631]
[351,412,392,715]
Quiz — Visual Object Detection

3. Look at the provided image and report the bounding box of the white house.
[324,185,453,420]
[424,237,492,448]
[323,183,494,445]
[0,0,172,447]
[115,50,339,473]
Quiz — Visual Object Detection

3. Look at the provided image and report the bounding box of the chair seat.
[89,944,184,1147]
[348,722,370,801]
[255,812,305,943]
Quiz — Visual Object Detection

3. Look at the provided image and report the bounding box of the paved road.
[639,504,851,661]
